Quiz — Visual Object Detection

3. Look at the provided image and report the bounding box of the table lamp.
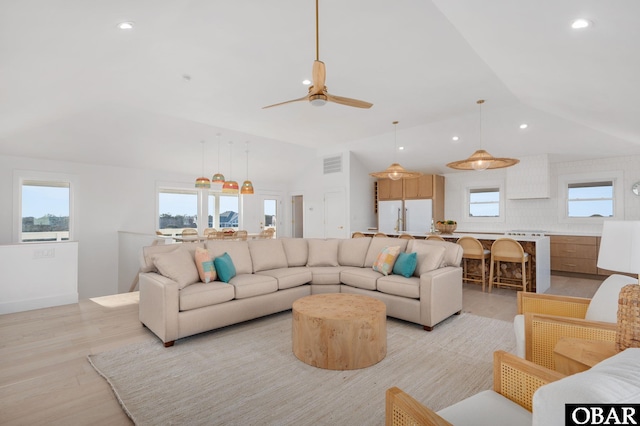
[597,220,640,351]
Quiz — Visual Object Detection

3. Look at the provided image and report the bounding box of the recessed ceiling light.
[452,136,459,141]
[571,19,591,29]
[398,146,404,151]
[519,123,528,129]
[302,79,311,85]
[118,22,134,30]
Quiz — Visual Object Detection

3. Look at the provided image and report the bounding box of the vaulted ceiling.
[1,0,639,182]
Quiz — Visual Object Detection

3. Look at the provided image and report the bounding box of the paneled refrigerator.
[378,199,433,234]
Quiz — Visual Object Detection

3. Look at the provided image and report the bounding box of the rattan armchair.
[385,350,564,426]
[514,274,635,370]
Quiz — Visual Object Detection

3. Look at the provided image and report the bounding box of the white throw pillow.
[585,274,638,323]
[411,244,446,277]
[152,247,199,289]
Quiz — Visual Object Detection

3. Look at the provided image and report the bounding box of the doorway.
[292,195,304,238]
[262,197,278,237]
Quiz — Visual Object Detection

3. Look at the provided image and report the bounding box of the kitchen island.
[358,231,550,293]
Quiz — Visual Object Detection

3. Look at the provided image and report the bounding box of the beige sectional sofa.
[138,237,463,346]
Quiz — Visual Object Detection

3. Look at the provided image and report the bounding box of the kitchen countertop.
[359,231,549,242]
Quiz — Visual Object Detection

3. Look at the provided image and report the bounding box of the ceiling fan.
[262,0,373,109]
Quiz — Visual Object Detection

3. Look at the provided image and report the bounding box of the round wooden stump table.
[292,293,387,370]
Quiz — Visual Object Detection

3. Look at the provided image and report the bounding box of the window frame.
[558,171,624,223]
[13,170,78,243]
[463,181,505,224]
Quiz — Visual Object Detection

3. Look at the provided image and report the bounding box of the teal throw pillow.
[214,252,236,283]
[393,252,417,278]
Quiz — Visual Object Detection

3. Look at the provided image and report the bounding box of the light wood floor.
[0,275,603,425]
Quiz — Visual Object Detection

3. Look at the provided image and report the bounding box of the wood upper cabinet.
[377,178,404,200]
[403,175,433,199]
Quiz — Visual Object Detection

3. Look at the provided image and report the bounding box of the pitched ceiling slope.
[0,0,639,178]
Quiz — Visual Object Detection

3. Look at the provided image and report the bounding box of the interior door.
[324,190,347,238]
[291,195,304,238]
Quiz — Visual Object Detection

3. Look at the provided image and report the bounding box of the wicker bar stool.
[398,233,414,240]
[489,238,531,293]
[457,236,491,292]
[426,235,445,241]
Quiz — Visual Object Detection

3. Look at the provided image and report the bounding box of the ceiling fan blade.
[311,60,326,94]
[262,95,309,109]
[325,93,373,109]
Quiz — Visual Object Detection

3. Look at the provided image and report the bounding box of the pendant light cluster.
[446,100,519,171]
[193,135,253,195]
[370,121,422,180]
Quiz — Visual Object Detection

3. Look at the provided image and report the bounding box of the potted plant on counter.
[435,220,457,234]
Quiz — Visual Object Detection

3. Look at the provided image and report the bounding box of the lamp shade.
[222,180,239,194]
[212,173,225,183]
[195,177,211,188]
[597,221,640,276]
[241,180,254,194]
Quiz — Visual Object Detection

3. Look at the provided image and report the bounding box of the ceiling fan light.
[310,95,327,106]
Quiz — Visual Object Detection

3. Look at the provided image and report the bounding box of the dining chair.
[181,228,198,236]
[259,228,275,239]
[204,228,217,239]
[234,230,248,241]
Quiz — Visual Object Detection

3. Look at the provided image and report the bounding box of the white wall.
[0,154,288,299]
[0,241,78,314]
[443,154,640,234]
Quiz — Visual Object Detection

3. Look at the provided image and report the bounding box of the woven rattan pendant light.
[369,121,422,180]
[194,140,211,188]
[222,141,239,194]
[241,141,254,195]
[446,100,519,171]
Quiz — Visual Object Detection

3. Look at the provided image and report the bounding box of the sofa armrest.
[385,387,453,426]
[419,266,463,328]
[524,313,617,370]
[517,291,589,318]
[139,272,180,346]
[493,350,564,411]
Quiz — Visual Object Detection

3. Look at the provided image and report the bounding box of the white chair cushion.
[438,390,532,426]
[513,314,525,358]
[585,274,638,323]
[533,348,640,426]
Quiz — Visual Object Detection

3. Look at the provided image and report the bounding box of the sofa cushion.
[213,252,236,283]
[438,390,532,426]
[372,246,401,276]
[141,242,205,272]
[256,267,312,290]
[228,274,278,299]
[248,239,288,272]
[341,268,383,291]
[152,247,200,289]
[584,274,638,323]
[377,274,421,299]
[205,240,253,275]
[179,282,235,311]
[364,237,408,267]
[308,266,355,285]
[338,237,371,267]
[307,239,340,267]
[393,252,417,278]
[410,243,446,277]
[408,240,463,267]
[281,238,308,267]
[532,348,640,426]
[194,247,216,283]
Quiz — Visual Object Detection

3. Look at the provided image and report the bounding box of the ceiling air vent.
[323,155,342,174]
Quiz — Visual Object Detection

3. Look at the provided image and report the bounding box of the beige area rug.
[89,312,516,425]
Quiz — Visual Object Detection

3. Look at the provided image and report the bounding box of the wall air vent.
[323,155,343,174]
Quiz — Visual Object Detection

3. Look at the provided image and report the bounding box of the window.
[469,188,500,218]
[158,189,198,236]
[567,181,613,217]
[558,171,623,222]
[208,193,239,229]
[21,181,70,242]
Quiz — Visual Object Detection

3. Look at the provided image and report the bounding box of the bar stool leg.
[481,257,486,292]
[488,257,494,293]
